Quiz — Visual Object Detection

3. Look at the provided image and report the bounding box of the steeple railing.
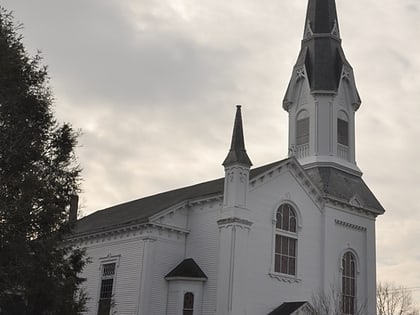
[337,144,349,161]
[296,143,309,159]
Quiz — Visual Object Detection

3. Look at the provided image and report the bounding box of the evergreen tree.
[0,8,88,314]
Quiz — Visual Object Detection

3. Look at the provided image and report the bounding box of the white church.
[68,1,385,314]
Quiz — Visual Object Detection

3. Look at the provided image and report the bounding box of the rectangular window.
[98,263,116,315]
[296,118,309,146]
[337,119,349,146]
[274,235,296,275]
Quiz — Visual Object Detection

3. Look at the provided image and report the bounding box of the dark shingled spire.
[283,0,361,109]
[223,105,252,167]
[297,0,350,93]
[304,0,340,35]
[301,0,344,92]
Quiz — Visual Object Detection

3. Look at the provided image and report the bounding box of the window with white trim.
[183,292,194,315]
[337,111,349,146]
[296,111,309,146]
[341,251,356,315]
[97,263,116,315]
[274,204,298,275]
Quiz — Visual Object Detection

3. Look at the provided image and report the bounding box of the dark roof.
[165,258,207,280]
[72,159,384,236]
[267,302,307,315]
[72,160,285,236]
[223,105,252,167]
[306,167,385,214]
[283,0,361,101]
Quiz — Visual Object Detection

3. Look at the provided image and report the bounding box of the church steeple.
[283,0,362,174]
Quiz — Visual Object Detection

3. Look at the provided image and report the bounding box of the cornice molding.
[335,219,367,232]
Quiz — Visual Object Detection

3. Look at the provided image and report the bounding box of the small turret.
[222,105,252,212]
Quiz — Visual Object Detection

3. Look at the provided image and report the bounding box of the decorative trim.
[217,217,253,228]
[165,276,207,282]
[269,272,302,283]
[296,67,306,80]
[67,222,189,245]
[335,219,366,232]
[326,196,380,218]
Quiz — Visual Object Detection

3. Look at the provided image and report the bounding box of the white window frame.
[340,249,359,315]
[96,254,121,315]
[270,201,302,282]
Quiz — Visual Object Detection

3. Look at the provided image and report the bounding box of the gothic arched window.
[342,251,356,315]
[337,111,349,146]
[183,292,194,315]
[274,204,298,275]
[296,110,309,146]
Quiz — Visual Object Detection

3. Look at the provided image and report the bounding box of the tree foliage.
[377,282,420,315]
[310,287,366,315]
[0,7,87,314]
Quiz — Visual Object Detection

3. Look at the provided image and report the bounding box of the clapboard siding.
[79,236,145,315]
[147,235,185,315]
[185,200,222,315]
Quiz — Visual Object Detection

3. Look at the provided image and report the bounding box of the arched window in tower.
[274,204,298,275]
[183,292,194,315]
[296,110,309,158]
[342,251,356,315]
[337,111,349,146]
[337,111,349,160]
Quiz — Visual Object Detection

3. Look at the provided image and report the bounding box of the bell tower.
[283,0,362,175]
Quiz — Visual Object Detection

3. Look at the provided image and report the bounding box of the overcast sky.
[3,0,420,304]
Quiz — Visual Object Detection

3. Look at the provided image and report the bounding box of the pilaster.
[137,237,156,315]
[215,218,253,315]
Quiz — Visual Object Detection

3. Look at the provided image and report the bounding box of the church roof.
[72,160,283,236]
[72,159,384,237]
[223,105,252,167]
[267,301,307,315]
[165,258,207,280]
[305,167,385,214]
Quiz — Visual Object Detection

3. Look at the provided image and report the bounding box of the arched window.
[337,111,349,146]
[296,110,309,146]
[274,204,298,275]
[342,251,356,315]
[183,292,194,315]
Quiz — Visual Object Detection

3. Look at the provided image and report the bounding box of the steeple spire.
[283,0,360,96]
[223,105,252,167]
[282,0,362,174]
[304,0,340,36]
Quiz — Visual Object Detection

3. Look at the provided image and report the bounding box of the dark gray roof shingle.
[306,167,385,214]
[72,160,285,236]
[165,258,207,280]
[72,160,384,237]
[267,301,307,315]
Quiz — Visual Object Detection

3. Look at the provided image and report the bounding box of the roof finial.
[222,105,252,167]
